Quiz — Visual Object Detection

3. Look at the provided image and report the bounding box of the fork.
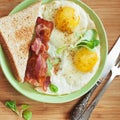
[78,58,120,120]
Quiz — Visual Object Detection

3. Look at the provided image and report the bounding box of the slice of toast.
[0,2,41,82]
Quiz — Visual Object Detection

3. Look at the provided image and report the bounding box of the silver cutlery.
[78,55,120,120]
[70,36,120,120]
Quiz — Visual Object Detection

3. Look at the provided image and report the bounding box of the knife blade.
[70,36,120,120]
[101,36,120,78]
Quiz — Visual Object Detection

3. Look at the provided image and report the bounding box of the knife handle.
[78,100,97,120]
[70,80,101,120]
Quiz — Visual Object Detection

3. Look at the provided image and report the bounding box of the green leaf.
[56,46,66,54]
[74,29,100,50]
[81,29,97,41]
[49,84,58,93]
[47,59,53,76]
[77,39,100,49]
[23,110,32,120]
[21,104,30,112]
[5,101,19,115]
[41,0,54,5]
[5,101,32,120]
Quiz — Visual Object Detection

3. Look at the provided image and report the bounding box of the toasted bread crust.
[0,2,41,82]
[0,32,20,81]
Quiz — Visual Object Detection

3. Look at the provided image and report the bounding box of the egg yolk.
[55,7,80,33]
[73,48,98,72]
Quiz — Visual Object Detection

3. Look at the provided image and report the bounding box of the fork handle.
[70,80,101,120]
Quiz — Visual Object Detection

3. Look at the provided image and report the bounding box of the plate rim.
[0,0,108,103]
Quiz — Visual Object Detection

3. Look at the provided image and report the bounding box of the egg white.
[39,0,90,48]
[36,0,100,95]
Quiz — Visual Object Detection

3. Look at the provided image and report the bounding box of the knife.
[78,55,120,120]
[70,36,120,120]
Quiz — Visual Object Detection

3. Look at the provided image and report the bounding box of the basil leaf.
[81,29,97,41]
[5,101,32,120]
[56,46,66,54]
[49,84,58,93]
[91,39,100,47]
[5,101,19,115]
[23,110,32,120]
[77,39,100,49]
[74,29,100,50]
[21,104,30,111]
[47,59,53,76]
[41,0,54,5]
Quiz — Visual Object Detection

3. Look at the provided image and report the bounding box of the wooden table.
[0,0,120,120]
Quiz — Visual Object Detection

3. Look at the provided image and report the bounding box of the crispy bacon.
[31,38,42,55]
[36,17,53,48]
[31,37,47,55]
[25,17,53,91]
[43,76,51,91]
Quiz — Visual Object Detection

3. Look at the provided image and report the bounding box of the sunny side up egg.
[39,0,91,48]
[36,0,100,95]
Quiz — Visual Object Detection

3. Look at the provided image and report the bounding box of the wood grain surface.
[0,0,120,120]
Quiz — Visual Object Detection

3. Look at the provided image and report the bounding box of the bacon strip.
[25,17,53,91]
